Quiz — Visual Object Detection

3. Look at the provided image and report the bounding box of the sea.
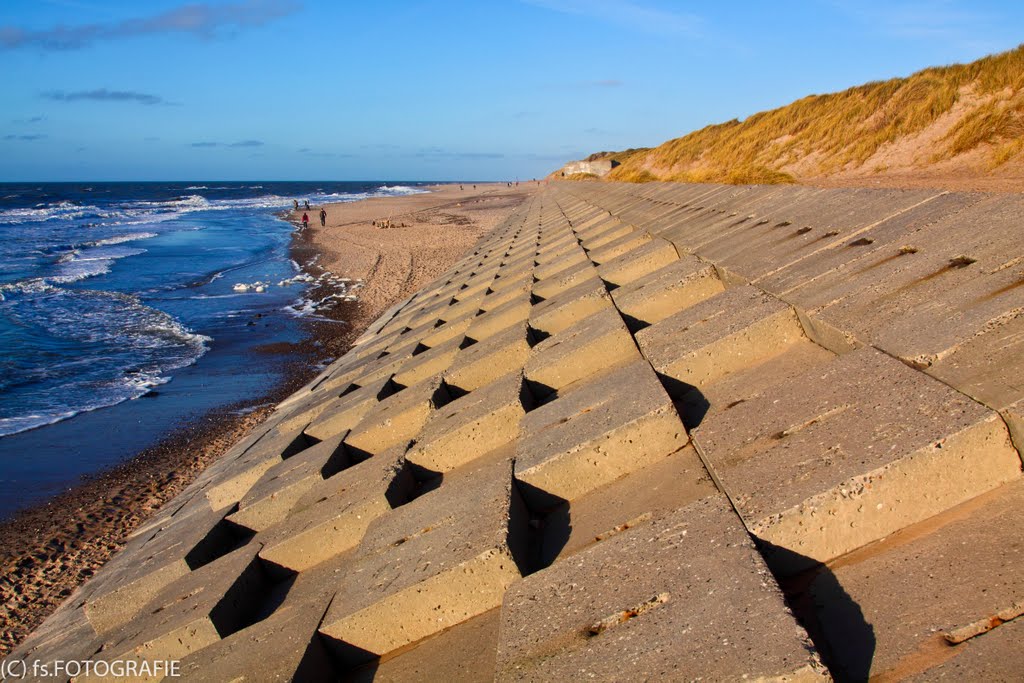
[0,181,428,518]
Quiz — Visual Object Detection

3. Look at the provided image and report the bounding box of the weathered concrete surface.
[812,480,1024,680]
[524,306,641,394]
[610,254,725,328]
[352,609,503,683]
[904,617,1024,682]
[11,181,1024,681]
[407,371,529,472]
[495,496,827,682]
[255,442,408,573]
[342,375,450,455]
[558,158,618,177]
[636,284,810,389]
[444,320,534,392]
[318,456,525,664]
[516,359,688,506]
[695,346,1020,572]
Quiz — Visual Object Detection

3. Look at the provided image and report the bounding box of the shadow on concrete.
[289,631,352,682]
[317,633,380,682]
[211,556,296,637]
[655,373,711,430]
[385,459,443,509]
[511,479,571,575]
[759,540,875,682]
[185,506,256,571]
[523,377,558,408]
[620,312,651,333]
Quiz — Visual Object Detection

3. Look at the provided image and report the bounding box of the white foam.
[377,185,429,196]
[0,185,430,228]
[46,244,147,285]
[0,202,102,225]
[87,232,159,247]
[0,410,81,437]
[0,287,212,436]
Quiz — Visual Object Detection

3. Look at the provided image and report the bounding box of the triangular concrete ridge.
[9,181,1024,681]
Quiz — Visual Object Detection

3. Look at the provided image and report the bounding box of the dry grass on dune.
[605,44,1024,185]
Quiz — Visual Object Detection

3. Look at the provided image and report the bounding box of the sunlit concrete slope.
[7,181,1024,682]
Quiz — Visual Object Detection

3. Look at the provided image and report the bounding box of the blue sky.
[1,0,1022,181]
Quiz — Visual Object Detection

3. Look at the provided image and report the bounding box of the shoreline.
[0,182,535,656]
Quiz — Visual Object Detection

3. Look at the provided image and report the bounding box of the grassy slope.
[602,45,1024,184]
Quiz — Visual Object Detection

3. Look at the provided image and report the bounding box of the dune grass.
[605,44,1024,184]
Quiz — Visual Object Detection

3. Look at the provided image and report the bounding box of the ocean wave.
[0,410,81,438]
[86,231,159,247]
[0,279,56,296]
[0,201,103,225]
[377,185,429,196]
[41,243,147,285]
[0,286,211,436]
[0,370,174,436]
[1,185,429,229]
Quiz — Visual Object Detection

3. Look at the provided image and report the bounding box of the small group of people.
[298,204,327,229]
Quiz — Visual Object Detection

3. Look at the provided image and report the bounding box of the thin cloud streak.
[43,89,171,105]
[190,139,265,148]
[298,148,355,158]
[3,134,47,141]
[1,0,301,51]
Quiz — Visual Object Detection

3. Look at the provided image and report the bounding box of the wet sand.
[0,182,535,655]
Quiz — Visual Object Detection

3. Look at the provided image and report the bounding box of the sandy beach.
[0,183,535,655]
[293,183,538,322]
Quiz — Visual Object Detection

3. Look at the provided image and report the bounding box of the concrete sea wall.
[8,181,1024,681]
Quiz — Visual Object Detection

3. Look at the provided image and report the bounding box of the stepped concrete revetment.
[6,180,1024,681]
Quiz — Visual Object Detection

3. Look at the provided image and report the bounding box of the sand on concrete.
[0,183,535,657]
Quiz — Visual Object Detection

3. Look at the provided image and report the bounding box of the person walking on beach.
[301,212,309,229]
[293,199,299,210]
[304,200,311,210]
[319,208,326,227]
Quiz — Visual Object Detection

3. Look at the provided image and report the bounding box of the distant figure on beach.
[304,200,311,210]
[302,212,309,229]
[319,208,326,226]
[293,199,299,210]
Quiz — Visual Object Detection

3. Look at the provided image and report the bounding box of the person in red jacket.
[301,212,309,229]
